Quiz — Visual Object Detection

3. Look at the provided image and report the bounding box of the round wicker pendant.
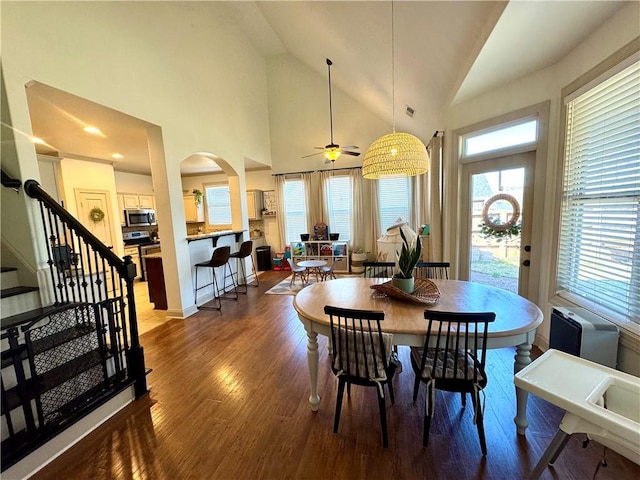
[362,132,428,179]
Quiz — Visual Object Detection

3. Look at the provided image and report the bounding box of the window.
[378,175,410,230]
[325,175,352,242]
[556,59,640,326]
[283,178,308,245]
[463,119,538,157]
[205,184,232,226]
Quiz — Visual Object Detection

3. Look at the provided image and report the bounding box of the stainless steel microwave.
[125,208,157,227]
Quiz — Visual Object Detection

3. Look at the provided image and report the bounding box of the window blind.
[205,185,232,225]
[378,176,410,230]
[283,178,308,245]
[557,59,640,324]
[325,175,352,242]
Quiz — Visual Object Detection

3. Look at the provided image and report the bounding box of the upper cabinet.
[183,194,205,223]
[122,193,155,210]
[247,190,263,220]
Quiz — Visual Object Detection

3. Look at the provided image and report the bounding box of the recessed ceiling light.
[112,153,124,159]
[32,137,45,144]
[83,126,102,134]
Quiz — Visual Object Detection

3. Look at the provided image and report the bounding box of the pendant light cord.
[391,0,395,134]
[327,59,334,145]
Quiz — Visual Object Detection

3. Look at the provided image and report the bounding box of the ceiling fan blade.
[301,151,325,158]
[342,150,361,157]
[341,146,359,150]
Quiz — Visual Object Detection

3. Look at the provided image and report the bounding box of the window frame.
[204,182,232,227]
[324,174,353,243]
[282,176,308,246]
[551,41,640,336]
[377,175,411,231]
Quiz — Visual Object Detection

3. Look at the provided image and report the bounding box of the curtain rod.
[272,166,362,177]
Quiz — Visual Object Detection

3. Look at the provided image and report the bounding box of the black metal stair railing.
[0,177,148,471]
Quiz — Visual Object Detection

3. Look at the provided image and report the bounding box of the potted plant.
[392,229,421,294]
[192,189,203,207]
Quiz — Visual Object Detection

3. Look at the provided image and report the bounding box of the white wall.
[3,2,273,317]
[114,172,154,196]
[444,2,640,373]
[266,54,390,173]
[58,158,124,257]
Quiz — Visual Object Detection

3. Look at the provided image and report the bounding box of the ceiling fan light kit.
[362,0,428,179]
[303,58,360,163]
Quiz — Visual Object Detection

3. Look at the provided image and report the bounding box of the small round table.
[297,259,327,284]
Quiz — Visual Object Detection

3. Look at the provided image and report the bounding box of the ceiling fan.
[302,58,360,164]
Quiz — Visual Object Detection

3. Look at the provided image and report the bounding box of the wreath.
[89,206,105,224]
[479,193,521,241]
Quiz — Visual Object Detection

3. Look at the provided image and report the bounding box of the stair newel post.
[123,257,147,398]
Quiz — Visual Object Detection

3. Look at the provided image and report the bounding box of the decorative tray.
[370,278,441,304]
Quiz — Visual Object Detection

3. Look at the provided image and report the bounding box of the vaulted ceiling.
[26,1,627,175]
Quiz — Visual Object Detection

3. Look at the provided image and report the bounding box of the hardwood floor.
[31,271,639,480]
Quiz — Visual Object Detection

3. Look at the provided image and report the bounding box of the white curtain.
[409,171,429,232]
[369,177,381,257]
[302,171,323,233]
[349,168,365,253]
[275,174,287,252]
[427,133,444,261]
[319,170,332,224]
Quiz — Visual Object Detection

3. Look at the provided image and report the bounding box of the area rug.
[265,274,345,295]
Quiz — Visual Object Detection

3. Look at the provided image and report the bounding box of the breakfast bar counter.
[186,230,245,246]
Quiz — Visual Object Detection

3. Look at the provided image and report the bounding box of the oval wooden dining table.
[293,277,544,435]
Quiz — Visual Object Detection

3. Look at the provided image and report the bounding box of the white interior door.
[75,189,115,249]
[459,152,535,296]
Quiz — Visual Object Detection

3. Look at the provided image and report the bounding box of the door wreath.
[479,193,521,240]
[89,206,105,224]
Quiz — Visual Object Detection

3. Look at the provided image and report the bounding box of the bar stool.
[194,246,238,310]
[229,240,259,294]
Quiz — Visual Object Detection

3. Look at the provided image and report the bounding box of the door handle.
[522,259,530,267]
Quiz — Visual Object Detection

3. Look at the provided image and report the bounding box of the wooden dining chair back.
[324,305,399,447]
[414,261,450,280]
[410,310,495,455]
[362,261,395,278]
[286,258,307,286]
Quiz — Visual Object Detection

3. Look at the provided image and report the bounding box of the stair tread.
[1,306,59,330]
[1,267,18,273]
[0,286,39,299]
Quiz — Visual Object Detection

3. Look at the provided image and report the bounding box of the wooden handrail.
[23,179,133,279]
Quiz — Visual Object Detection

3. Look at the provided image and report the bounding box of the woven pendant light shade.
[362,132,428,178]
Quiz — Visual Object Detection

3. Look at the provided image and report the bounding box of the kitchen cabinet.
[123,245,141,279]
[183,194,205,223]
[122,193,155,210]
[117,194,126,226]
[247,190,263,220]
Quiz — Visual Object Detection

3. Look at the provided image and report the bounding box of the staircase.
[1,172,147,478]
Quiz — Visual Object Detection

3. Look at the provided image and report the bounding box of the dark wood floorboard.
[29,271,639,480]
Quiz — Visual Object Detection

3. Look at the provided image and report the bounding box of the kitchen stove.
[123,231,161,281]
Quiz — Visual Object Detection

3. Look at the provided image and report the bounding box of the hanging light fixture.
[362,1,428,179]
